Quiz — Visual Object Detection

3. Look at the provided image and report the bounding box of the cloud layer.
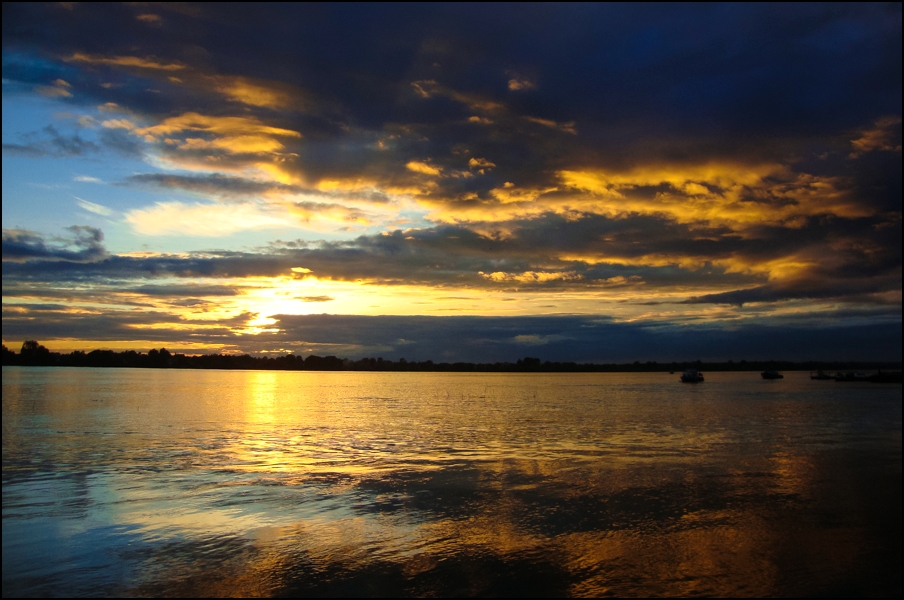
[2,4,900,356]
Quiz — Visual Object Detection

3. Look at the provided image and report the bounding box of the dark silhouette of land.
[3,341,900,374]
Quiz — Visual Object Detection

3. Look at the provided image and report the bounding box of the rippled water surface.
[2,367,901,597]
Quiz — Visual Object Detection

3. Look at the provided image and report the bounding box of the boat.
[810,370,833,380]
[761,370,783,379]
[835,372,870,382]
[869,370,902,383]
[680,369,704,383]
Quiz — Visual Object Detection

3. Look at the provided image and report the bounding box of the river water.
[2,367,901,596]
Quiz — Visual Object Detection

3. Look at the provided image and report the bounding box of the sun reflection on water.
[2,368,901,596]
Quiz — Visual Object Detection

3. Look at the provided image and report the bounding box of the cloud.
[127,284,240,297]
[2,126,99,157]
[3,213,899,308]
[123,201,295,236]
[75,198,114,216]
[507,78,536,91]
[552,163,873,229]
[209,76,303,110]
[523,116,576,134]
[136,14,162,24]
[0,3,900,348]
[98,128,145,157]
[135,113,301,140]
[35,78,72,98]
[479,270,583,284]
[289,201,370,224]
[512,334,567,345]
[2,305,899,361]
[849,116,902,158]
[130,173,386,205]
[123,172,301,199]
[66,53,185,71]
[406,161,442,176]
[119,173,395,229]
[468,157,496,170]
[2,226,107,263]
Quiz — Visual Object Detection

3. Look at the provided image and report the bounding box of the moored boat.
[810,370,833,380]
[868,370,903,383]
[680,369,704,383]
[835,372,870,382]
[761,370,783,379]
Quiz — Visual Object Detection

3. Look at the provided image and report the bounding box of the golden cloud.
[468,157,496,170]
[66,53,185,71]
[410,80,505,113]
[849,116,902,158]
[558,163,873,228]
[209,76,305,110]
[479,270,583,283]
[524,116,577,134]
[174,135,286,154]
[135,112,301,140]
[101,118,135,130]
[136,14,162,24]
[406,161,442,176]
[508,78,536,91]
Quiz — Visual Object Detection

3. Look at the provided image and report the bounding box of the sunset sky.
[2,3,901,361]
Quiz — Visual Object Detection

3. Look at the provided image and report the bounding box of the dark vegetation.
[3,341,900,373]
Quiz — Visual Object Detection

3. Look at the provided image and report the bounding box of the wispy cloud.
[75,198,114,216]
[66,53,185,71]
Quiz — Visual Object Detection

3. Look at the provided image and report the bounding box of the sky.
[2,3,901,362]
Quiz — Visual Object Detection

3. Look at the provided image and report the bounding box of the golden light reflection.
[4,368,891,596]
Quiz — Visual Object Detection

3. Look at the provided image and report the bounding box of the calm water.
[2,367,901,597]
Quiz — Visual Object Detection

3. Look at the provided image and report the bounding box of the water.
[2,367,901,597]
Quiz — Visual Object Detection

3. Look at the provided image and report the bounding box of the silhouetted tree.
[2,344,16,365]
[20,340,51,365]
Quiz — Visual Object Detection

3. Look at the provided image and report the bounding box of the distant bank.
[3,341,900,374]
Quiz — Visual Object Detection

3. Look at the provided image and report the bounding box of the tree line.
[2,341,899,373]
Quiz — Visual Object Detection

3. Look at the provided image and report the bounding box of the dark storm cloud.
[2,3,899,258]
[3,4,900,181]
[2,226,107,263]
